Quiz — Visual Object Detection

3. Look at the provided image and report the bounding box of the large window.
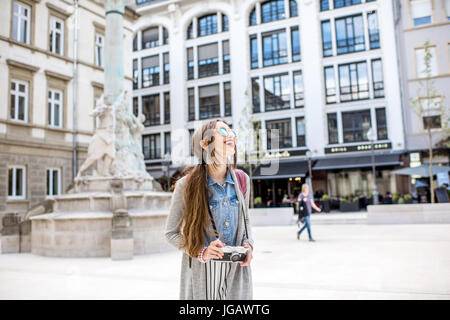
[335,15,365,55]
[291,27,301,62]
[250,35,259,69]
[10,79,28,122]
[367,11,380,49]
[445,0,450,20]
[342,110,371,143]
[338,61,369,102]
[293,71,304,108]
[415,46,438,78]
[252,77,260,113]
[12,1,31,44]
[334,0,362,9]
[142,134,161,160]
[321,0,330,11]
[48,89,63,128]
[49,16,64,55]
[199,84,220,120]
[163,52,170,84]
[188,88,195,121]
[410,0,432,26]
[95,33,104,67]
[187,47,194,80]
[324,66,336,104]
[327,113,339,144]
[142,55,160,87]
[371,59,384,98]
[198,43,219,78]
[198,14,218,37]
[164,92,170,124]
[262,30,288,67]
[375,107,388,140]
[296,117,306,147]
[264,73,290,111]
[223,40,230,74]
[321,20,333,57]
[250,8,257,26]
[224,82,232,116]
[46,168,61,197]
[8,166,26,200]
[261,0,286,23]
[290,0,298,17]
[142,94,160,126]
[133,59,138,89]
[266,118,292,149]
[142,27,159,49]
[164,132,171,155]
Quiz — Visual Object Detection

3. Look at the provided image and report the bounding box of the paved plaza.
[1,222,450,300]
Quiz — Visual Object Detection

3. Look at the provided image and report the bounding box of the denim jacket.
[205,171,239,247]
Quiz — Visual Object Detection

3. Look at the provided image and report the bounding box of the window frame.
[49,15,64,55]
[8,165,27,200]
[48,88,63,128]
[46,167,62,198]
[12,1,31,44]
[10,78,29,122]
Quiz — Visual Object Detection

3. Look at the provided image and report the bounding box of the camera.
[213,246,249,263]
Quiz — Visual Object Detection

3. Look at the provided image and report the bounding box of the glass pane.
[8,168,13,196]
[53,170,59,195]
[16,168,23,196]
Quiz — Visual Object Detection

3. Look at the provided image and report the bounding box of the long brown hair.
[180,119,237,258]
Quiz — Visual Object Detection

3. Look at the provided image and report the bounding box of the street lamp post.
[306,150,313,195]
[162,153,171,191]
[367,128,379,205]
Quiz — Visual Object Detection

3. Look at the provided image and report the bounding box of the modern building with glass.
[131,0,408,205]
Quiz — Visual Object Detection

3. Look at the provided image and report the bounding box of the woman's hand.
[203,239,225,261]
[240,242,253,267]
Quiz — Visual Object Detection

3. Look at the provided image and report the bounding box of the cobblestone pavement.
[1,224,449,299]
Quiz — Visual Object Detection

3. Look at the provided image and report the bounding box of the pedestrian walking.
[165,119,254,300]
[297,184,321,241]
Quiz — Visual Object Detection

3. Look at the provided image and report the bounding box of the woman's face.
[201,121,236,164]
[303,185,309,194]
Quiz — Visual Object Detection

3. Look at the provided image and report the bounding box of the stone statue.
[76,95,115,179]
[113,90,150,180]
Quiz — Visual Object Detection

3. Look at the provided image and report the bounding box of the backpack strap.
[234,169,247,196]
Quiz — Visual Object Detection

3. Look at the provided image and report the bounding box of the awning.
[392,165,450,177]
[313,153,402,171]
[246,160,308,180]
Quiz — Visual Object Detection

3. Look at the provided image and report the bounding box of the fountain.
[1,0,172,259]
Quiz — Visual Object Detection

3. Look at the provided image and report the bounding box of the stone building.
[394,0,450,188]
[131,0,408,203]
[0,0,138,224]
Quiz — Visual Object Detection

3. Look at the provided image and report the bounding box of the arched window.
[290,0,298,17]
[222,14,229,31]
[198,13,218,37]
[187,22,194,39]
[261,0,286,23]
[249,7,257,26]
[142,27,159,49]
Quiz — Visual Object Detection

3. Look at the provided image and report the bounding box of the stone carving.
[113,90,150,180]
[76,95,115,178]
[75,91,152,182]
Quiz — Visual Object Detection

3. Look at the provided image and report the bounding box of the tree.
[410,41,449,203]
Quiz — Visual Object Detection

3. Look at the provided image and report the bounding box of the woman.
[297,184,321,241]
[165,119,254,300]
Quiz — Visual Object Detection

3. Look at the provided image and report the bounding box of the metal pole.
[371,138,379,205]
[72,0,79,180]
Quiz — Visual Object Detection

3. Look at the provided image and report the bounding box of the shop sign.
[324,142,392,154]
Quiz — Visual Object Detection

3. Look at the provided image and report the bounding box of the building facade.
[132,0,408,204]
[395,0,450,189]
[0,0,137,220]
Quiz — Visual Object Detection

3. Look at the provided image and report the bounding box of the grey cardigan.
[164,168,254,300]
